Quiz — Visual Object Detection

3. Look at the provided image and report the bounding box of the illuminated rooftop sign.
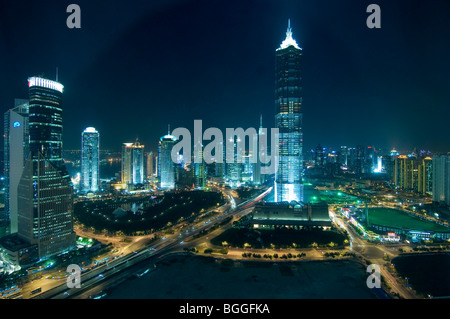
[28,77,64,93]
[83,127,98,133]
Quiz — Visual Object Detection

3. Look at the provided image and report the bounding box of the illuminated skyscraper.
[226,136,242,188]
[122,140,145,185]
[394,155,416,190]
[158,132,177,190]
[18,77,75,259]
[432,155,450,205]
[418,157,432,195]
[274,20,304,202]
[146,152,155,178]
[252,115,264,185]
[81,127,100,193]
[4,99,29,234]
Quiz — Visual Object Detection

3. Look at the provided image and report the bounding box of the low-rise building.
[251,201,331,229]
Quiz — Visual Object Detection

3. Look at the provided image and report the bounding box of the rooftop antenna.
[168,124,170,135]
[286,19,293,38]
[56,67,59,82]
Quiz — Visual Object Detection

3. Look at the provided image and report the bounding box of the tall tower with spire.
[274,20,304,202]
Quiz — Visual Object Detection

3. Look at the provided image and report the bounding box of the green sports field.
[368,208,450,233]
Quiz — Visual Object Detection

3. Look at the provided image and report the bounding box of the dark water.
[106,255,378,299]
[393,253,450,297]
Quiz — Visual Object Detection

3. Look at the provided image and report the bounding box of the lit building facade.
[17,77,75,260]
[394,155,432,194]
[158,133,177,189]
[81,127,100,193]
[226,137,242,188]
[251,201,331,229]
[394,155,417,190]
[146,151,155,178]
[432,155,450,205]
[3,99,29,234]
[122,140,145,185]
[274,20,304,202]
[418,157,432,195]
[252,115,264,185]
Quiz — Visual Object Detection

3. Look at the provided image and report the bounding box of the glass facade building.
[17,77,75,260]
[432,155,450,205]
[158,134,177,190]
[81,127,100,193]
[4,99,30,234]
[121,140,145,185]
[274,21,304,202]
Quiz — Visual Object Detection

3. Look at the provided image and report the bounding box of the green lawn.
[368,208,450,233]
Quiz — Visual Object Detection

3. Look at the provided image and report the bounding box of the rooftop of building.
[0,233,32,251]
[257,200,328,208]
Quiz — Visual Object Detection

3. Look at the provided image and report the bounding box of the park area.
[368,208,450,233]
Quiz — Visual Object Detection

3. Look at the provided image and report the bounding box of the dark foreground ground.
[106,254,377,299]
[392,253,450,298]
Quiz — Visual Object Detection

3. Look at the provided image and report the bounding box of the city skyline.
[0,2,449,303]
[1,0,450,153]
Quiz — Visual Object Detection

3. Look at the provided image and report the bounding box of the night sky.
[0,0,449,154]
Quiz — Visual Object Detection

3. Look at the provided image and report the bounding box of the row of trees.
[74,190,224,235]
[241,252,307,259]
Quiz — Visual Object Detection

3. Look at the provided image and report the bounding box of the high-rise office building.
[158,133,177,190]
[226,137,242,188]
[418,157,432,195]
[4,99,29,234]
[355,145,365,175]
[315,145,324,168]
[339,146,349,167]
[146,152,155,178]
[122,140,145,185]
[193,140,206,189]
[432,155,450,205]
[274,20,304,202]
[253,115,264,185]
[17,77,75,259]
[81,127,100,193]
[242,152,253,184]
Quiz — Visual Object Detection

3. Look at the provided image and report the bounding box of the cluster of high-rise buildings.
[1,21,450,270]
[310,145,383,176]
[392,153,450,205]
[309,144,450,205]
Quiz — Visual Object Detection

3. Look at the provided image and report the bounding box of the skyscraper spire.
[168,124,170,135]
[278,19,301,51]
[260,114,263,128]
